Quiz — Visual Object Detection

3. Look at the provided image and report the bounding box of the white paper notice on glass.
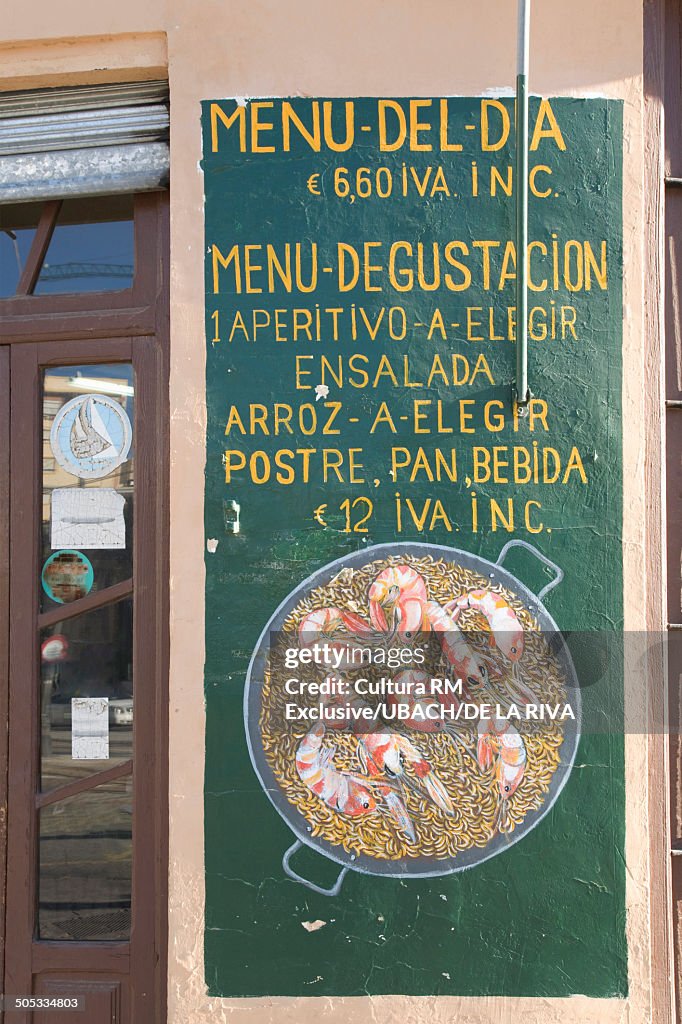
[71,697,109,760]
[51,488,125,550]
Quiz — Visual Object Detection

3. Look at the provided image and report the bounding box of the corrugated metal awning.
[0,80,169,203]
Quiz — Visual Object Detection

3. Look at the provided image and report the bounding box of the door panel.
[33,975,126,1024]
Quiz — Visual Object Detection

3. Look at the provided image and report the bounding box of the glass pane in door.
[38,776,132,940]
[41,363,134,612]
[40,599,133,792]
[38,360,136,941]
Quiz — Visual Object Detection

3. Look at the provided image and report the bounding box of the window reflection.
[0,201,41,297]
[0,195,134,298]
[35,195,134,295]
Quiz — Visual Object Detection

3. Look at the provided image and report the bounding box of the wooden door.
[0,193,168,1023]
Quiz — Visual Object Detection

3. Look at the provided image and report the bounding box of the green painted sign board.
[202,96,626,998]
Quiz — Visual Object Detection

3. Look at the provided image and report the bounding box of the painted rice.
[259,554,567,862]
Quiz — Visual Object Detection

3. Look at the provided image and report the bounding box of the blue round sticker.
[41,550,94,604]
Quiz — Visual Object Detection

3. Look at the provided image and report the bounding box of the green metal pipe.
[515,0,531,412]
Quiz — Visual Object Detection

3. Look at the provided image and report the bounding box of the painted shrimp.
[446,589,535,704]
[354,715,455,819]
[298,606,373,671]
[476,717,527,832]
[367,565,494,691]
[296,722,377,817]
[368,565,428,639]
[424,600,494,693]
[296,721,417,841]
[385,670,473,755]
[450,590,524,662]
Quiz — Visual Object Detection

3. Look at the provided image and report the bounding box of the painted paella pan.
[244,541,581,890]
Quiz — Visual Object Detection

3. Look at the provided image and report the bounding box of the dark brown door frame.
[0,192,169,1023]
[645,0,680,1020]
[0,344,9,997]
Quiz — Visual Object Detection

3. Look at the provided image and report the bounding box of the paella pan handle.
[496,539,563,602]
[282,840,349,896]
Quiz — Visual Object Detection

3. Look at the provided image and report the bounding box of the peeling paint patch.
[479,86,516,97]
[301,919,327,932]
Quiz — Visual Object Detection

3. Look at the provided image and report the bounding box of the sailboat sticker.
[51,392,133,480]
[70,398,119,461]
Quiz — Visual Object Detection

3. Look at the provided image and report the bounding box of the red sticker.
[41,635,69,663]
